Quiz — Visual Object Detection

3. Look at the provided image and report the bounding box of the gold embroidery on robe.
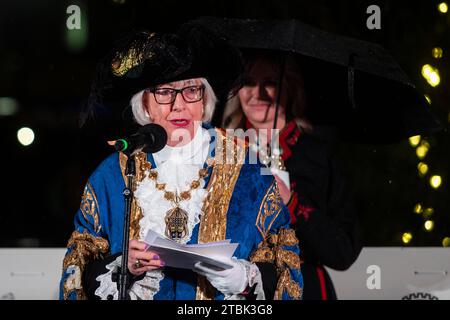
[250,228,302,300]
[275,269,302,300]
[119,151,149,240]
[256,180,283,238]
[62,230,109,299]
[80,182,101,234]
[195,129,247,300]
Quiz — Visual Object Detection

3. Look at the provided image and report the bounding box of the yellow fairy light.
[443,237,450,247]
[413,203,423,214]
[402,232,412,244]
[424,95,431,105]
[438,2,448,13]
[421,64,441,87]
[417,162,429,177]
[429,72,440,86]
[422,64,432,77]
[416,146,427,159]
[423,207,434,219]
[409,135,421,147]
[424,220,434,231]
[432,47,443,59]
[416,140,430,158]
[416,140,430,159]
[430,175,442,189]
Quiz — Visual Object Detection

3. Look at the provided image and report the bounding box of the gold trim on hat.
[111,32,156,77]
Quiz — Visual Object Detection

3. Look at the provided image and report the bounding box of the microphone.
[114,123,168,154]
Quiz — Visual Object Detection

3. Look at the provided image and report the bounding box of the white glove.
[271,168,291,192]
[193,258,248,295]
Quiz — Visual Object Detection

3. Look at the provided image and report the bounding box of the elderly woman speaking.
[60,23,303,300]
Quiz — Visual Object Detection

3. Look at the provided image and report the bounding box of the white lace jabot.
[134,126,211,244]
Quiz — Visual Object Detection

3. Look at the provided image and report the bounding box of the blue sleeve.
[251,179,304,300]
[59,175,111,299]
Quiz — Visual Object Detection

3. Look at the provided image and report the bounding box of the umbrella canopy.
[195,17,443,144]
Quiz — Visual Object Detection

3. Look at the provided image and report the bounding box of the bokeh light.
[432,47,443,59]
[423,207,434,219]
[65,5,88,52]
[0,97,19,116]
[438,2,448,13]
[443,237,450,247]
[430,175,442,189]
[416,140,430,159]
[421,64,440,87]
[17,127,35,146]
[417,162,429,177]
[424,220,434,231]
[402,232,412,244]
[409,135,421,147]
[413,203,423,214]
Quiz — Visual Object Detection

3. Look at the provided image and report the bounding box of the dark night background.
[0,0,449,247]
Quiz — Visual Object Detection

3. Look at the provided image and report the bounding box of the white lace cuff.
[94,256,122,300]
[94,255,165,300]
[128,269,164,300]
[224,260,265,300]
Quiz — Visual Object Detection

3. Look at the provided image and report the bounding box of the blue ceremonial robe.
[60,126,303,300]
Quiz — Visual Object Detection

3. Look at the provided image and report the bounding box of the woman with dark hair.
[223,50,362,300]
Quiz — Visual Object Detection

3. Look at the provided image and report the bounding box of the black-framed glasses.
[145,85,205,104]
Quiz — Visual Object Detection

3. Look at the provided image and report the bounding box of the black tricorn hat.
[80,22,243,140]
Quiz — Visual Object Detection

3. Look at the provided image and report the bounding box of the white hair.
[131,78,217,126]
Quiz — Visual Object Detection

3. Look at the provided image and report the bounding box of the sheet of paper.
[144,230,239,270]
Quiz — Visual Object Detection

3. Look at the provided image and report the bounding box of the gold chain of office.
[147,167,210,241]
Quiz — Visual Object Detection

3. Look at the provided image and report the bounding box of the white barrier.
[0,248,66,300]
[0,247,449,300]
[326,247,450,300]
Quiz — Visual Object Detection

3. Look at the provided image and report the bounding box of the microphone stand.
[117,152,135,300]
[111,124,167,299]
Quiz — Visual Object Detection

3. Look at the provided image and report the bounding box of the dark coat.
[281,120,362,300]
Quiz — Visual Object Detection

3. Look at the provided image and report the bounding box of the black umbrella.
[195,17,443,144]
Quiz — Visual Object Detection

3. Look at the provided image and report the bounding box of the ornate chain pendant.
[147,167,211,242]
[164,205,188,241]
